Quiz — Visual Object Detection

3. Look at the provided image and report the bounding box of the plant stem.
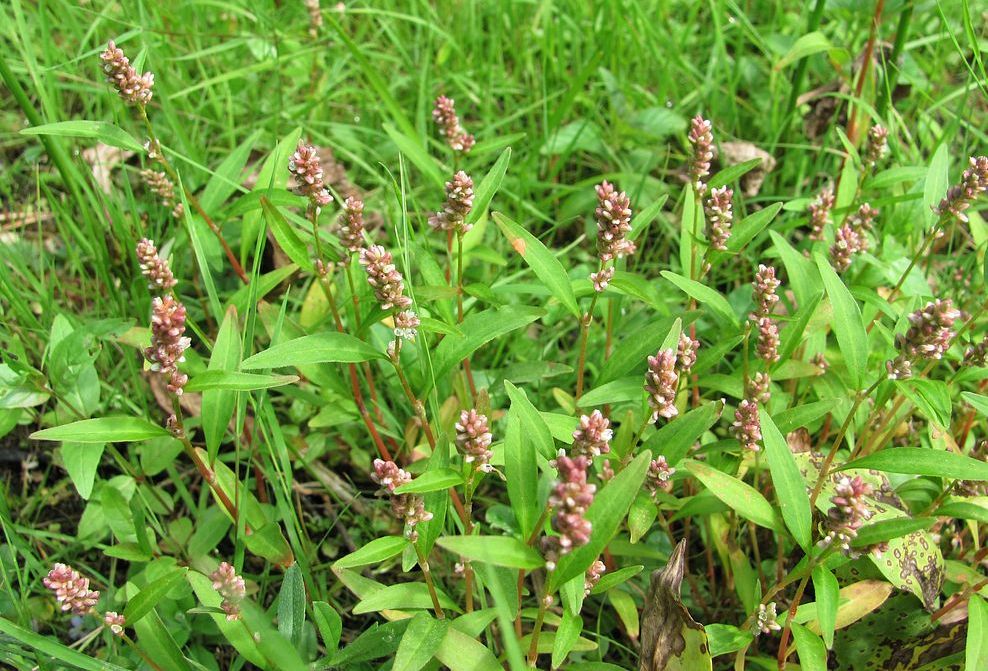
[139,108,248,284]
[845,0,887,144]
[574,289,602,407]
[526,590,549,666]
[414,543,445,619]
[455,232,477,400]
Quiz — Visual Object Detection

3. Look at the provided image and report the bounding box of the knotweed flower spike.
[830,223,862,272]
[571,410,612,459]
[751,264,780,318]
[543,454,595,570]
[44,564,100,615]
[393,309,420,341]
[288,141,333,209]
[429,170,475,234]
[432,95,475,153]
[677,332,699,374]
[455,409,494,472]
[359,245,412,311]
[820,475,873,553]
[104,612,126,636]
[746,372,771,404]
[594,181,635,262]
[210,562,246,621]
[145,295,191,396]
[732,399,761,452]
[100,41,154,106]
[934,155,988,222]
[304,0,322,37]
[136,238,177,292]
[755,316,780,363]
[754,603,782,635]
[590,266,614,292]
[887,299,962,379]
[964,335,988,367]
[372,459,433,538]
[646,456,676,497]
[584,559,606,596]
[687,115,714,193]
[704,186,733,251]
[807,186,834,241]
[141,169,183,218]
[335,196,366,256]
[645,349,679,421]
[862,125,888,170]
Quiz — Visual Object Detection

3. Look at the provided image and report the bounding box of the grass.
[1,1,987,670]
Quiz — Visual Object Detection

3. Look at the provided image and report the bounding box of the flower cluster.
[887,299,962,379]
[429,171,474,234]
[830,203,877,272]
[288,141,333,209]
[645,349,679,421]
[455,409,494,472]
[104,611,126,636]
[821,475,873,553]
[746,372,771,404]
[862,125,889,170]
[432,95,475,153]
[677,332,699,374]
[100,41,154,106]
[751,265,781,364]
[704,186,733,251]
[304,0,322,37]
[543,454,595,570]
[732,399,761,452]
[372,459,433,537]
[393,309,420,342]
[136,238,177,292]
[687,115,714,193]
[590,266,615,292]
[594,181,636,262]
[210,562,246,621]
[807,187,834,241]
[964,335,988,367]
[141,169,183,218]
[754,603,782,636]
[145,295,191,396]
[934,155,988,222]
[335,196,365,256]
[359,245,412,311]
[44,564,100,615]
[571,410,612,459]
[645,456,676,497]
[584,559,606,596]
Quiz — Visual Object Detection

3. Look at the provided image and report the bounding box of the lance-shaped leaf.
[241,332,386,369]
[639,541,712,671]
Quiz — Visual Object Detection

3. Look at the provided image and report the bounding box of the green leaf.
[504,380,555,459]
[842,447,988,481]
[852,517,936,547]
[644,401,723,467]
[466,148,511,228]
[313,601,343,653]
[31,417,169,443]
[434,626,502,671]
[124,567,187,625]
[552,609,583,669]
[775,31,835,69]
[936,501,988,523]
[660,271,739,326]
[202,306,241,462]
[352,582,458,615]
[383,122,445,190]
[493,212,579,317]
[771,231,820,308]
[923,144,950,228]
[20,120,143,152]
[578,377,643,407]
[335,536,409,569]
[962,391,988,416]
[609,589,640,638]
[437,536,544,569]
[393,613,448,671]
[60,442,104,499]
[598,315,688,385]
[708,159,764,189]
[242,332,385,370]
[427,306,545,392]
[790,622,828,671]
[591,565,644,595]
[504,409,539,540]
[721,202,784,256]
[200,130,259,211]
[704,623,753,657]
[260,197,313,272]
[0,617,131,671]
[277,564,306,648]
[772,399,837,434]
[776,292,822,367]
[186,571,266,667]
[811,565,839,649]
[393,468,464,494]
[814,253,869,389]
[968,595,988,671]
[898,379,951,429]
[684,460,781,531]
[629,194,670,241]
[760,410,812,549]
[185,370,298,392]
[550,451,651,591]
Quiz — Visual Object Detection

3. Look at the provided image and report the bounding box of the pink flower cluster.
[677,332,699,374]
[336,196,366,255]
[432,95,475,153]
[455,409,493,472]
[372,459,433,536]
[646,456,676,497]
[645,349,679,421]
[584,559,606,596]
[594,181,636,262]
[935,155,988,222]
[807,187,834,241]
[44,563,100,615]
[887,299,962,379]
[830,203,877,272]
[136,238,177,292]
[571,410,612,459]
[687,115,714,193]
[821,475,873,553]
[732,399,761,452]
[210,562,246,621]
[704,186,733,251]
[141,169,184,218]
[100,41,154,106]
[429,171,474,234]
[145,295,191,396]
[359,245,412,311]
[863,125,889,169]
[288,141,333,208]
[543,454,596,570]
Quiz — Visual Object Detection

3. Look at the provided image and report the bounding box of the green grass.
[1,1,987,670]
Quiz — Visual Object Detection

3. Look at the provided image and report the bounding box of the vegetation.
[1,1,987,669]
